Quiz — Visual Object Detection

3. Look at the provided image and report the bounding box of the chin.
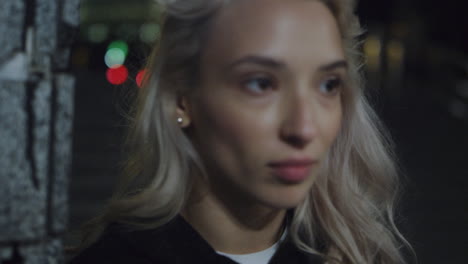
[259,187,311,210]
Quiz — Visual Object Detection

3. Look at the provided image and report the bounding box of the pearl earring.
[177,117,183,124]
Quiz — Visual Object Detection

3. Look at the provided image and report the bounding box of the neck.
[181,177,287,254]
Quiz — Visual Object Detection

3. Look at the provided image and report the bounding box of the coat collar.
[116,215,324,264]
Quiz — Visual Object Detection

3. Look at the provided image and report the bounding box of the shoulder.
[69,225,154,264]
[68,216,224,264]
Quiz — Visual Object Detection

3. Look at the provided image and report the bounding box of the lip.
[268,158,317,183]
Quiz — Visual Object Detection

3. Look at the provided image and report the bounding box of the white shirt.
[216,230,288,264]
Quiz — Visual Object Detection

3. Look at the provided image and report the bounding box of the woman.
[71,0,410,263]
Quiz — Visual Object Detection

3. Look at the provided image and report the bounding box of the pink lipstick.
[268,158,316,183]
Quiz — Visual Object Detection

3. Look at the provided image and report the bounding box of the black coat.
[70,215,324,264]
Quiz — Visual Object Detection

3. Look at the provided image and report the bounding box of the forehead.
[202,0,345,68]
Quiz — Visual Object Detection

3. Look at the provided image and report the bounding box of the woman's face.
[184,0,346,209]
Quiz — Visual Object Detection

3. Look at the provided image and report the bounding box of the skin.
[177,0,346,254]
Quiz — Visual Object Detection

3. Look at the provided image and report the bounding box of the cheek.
[191,97,268,167]
[329,105,343,144]
[319,101,343,147]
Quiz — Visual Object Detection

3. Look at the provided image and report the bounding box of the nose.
[279,94,317,149]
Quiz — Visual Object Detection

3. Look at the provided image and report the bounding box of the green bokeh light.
[107,40,129,56]
[104,48,126,68]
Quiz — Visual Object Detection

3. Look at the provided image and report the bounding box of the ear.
[175,95,192,128]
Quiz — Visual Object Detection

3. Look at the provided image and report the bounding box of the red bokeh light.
[106,65,128,85]
[136,69,147,88]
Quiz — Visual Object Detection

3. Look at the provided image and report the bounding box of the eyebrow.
[225,55,286,70]
[225,55,348,72]
[318,60,348,72]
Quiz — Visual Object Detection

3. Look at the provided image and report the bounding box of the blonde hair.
[78,0,411,263]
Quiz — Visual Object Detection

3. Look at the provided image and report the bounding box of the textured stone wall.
[0,0,80,263]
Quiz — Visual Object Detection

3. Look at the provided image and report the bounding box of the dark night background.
[68,0,468,263]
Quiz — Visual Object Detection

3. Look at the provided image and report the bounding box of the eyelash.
[319,76,343,96]
[241,76,275,95]
[239,74,344,96]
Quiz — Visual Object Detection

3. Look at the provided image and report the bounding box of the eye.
[319,76,343,96]
[242,76,274,95]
